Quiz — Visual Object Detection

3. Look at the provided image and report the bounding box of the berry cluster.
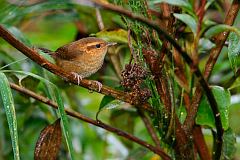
[121,63,151,104]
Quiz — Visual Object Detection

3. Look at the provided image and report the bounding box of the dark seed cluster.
[121,63,151,104]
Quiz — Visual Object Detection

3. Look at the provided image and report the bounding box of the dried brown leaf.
[34,119,62,160]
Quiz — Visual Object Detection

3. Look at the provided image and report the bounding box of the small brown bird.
[41,37,116,91]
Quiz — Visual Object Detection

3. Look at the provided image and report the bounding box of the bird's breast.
[56,52,106,78]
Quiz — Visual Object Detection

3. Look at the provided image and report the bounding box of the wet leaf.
[204,24,240,39]
[34,119,62,160]
[99,95,115,111]
[54,88,74,160]
[1,70,75,159]
[96,95,124,119]
[0,72,20,160]
[222,128,236,160]
[196,86,230,130]
[228,32,240,73]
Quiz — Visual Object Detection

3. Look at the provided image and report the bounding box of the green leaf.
[97,96,125,119]
[198,38,216,53]
[0,50,19,68]
[173,13,197,36]
[204,24,240,39]
[196,86,230,130]
[1,70,54,85]
[0,0,75,24]
[228,32,240,73]
[0,72,20,160]
[95,29,130,44]
[151,0,194,16]
[222,128,237,160]
[100,99,125,110]
[205,0,215,10]
[228,77,240,90]
[99,95,115,111]
[54,88,75,160]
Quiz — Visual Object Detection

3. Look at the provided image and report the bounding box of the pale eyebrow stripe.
[86,42,105,47]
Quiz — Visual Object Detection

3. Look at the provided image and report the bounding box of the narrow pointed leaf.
[205,24,240,39]
[173,13,197,36]
[54,88,74,160]
[0,72,20,160]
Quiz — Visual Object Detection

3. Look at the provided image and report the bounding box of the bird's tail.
[38,47,55,57]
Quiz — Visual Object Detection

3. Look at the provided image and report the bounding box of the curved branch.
[0,25,153,112]
[9,82,171,160]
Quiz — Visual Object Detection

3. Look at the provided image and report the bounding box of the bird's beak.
[107,42,117,46]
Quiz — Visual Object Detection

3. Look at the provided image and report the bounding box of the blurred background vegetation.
[0,0,240,159]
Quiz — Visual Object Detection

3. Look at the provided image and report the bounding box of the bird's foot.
[71,72,82,85]
[91,80,102,92]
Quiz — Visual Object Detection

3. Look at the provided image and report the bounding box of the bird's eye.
[95,44,101,48]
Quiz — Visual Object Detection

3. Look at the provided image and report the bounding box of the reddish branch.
[9,82,171,160]
[192,0,207,64]
[196,0,207,34]
[193,126,211,160]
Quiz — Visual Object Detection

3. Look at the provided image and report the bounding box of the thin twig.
[96,8,104,30]
[9,82,171,160]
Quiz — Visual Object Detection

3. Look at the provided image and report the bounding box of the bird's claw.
[71,72,82,85]
[92,80,102,92]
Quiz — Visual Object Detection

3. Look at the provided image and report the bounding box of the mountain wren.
[50,37,116,90]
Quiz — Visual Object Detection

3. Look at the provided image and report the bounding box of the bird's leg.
[71,72,82,85]
[91,80,103,92]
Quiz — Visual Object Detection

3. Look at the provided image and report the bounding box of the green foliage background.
[0,0,240,159]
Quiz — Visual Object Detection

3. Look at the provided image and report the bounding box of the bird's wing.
[55,42,84,60]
